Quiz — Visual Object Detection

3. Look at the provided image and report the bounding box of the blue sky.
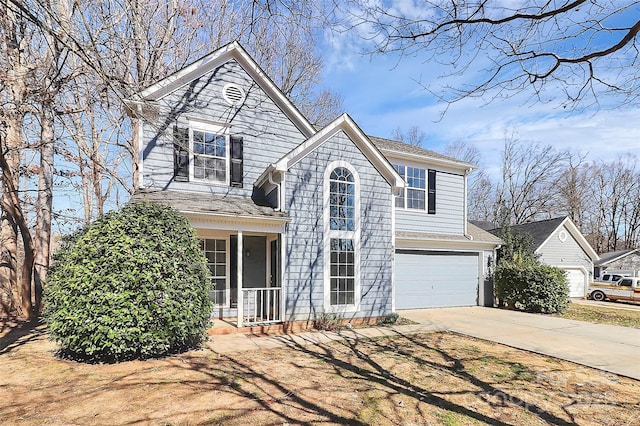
[317,12,640,175]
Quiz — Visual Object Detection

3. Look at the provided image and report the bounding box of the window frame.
[323,161,361,313]
[393,163,436,214]
[189,121,230,185]
[201,237,230,308]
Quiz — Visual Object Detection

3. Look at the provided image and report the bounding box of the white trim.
[236,230,243,328]
[188,121,230,186]
[391,190,396,313]
[276,114,404,190]
[323,161,361,314]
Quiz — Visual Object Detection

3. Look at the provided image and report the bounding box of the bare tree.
[443,141,495,223]
[391,125,425,147]
[585,157,640,252]
[495,137,575,225]
[339,1,640,109]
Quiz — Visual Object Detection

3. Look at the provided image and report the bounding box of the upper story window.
[193,129,227,182]
[394,164,436,214]
[173,122,243,187]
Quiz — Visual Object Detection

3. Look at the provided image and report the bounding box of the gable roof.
[490,217,598,261]
[129,42,315,138]
[271,113,404,189]
[595,248,640,266]
[371,136,476,171]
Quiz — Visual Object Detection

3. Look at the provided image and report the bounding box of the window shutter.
[230,135,243,187]
[173,126,189,182]
[427,169,436,214]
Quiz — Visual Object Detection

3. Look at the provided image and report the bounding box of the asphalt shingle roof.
[488,217,566,250]
[130,189,288,220]
[369,136,474,167]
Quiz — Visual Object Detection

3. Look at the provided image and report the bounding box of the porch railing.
[241,287,282,326]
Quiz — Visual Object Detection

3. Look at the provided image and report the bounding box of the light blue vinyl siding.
[538,225,593,272]
[141,59,307,195]
[285,130,394,321]
[395,170,465,234]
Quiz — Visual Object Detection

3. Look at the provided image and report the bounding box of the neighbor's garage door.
[395,251,479,309]
[564,269,586,298]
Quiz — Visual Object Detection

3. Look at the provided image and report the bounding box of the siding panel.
[141,60,307,195]
[285,131,394,321]
[395,171,465,234]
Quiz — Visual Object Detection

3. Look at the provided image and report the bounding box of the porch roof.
[131,189,289,222]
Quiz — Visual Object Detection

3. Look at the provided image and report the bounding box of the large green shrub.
[44,201,212,362]
[495,255,569,314]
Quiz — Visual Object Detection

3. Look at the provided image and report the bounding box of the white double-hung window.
[393,164,436,214]
[192,126,228,183]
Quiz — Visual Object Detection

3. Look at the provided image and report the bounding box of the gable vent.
[223,83,246,106]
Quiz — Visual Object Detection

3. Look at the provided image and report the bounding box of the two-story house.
[128,42,501,329]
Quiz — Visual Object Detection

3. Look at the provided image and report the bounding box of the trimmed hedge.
[495,256,569,314]
[44,201,212,362]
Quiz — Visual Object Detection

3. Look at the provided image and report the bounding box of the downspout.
[463,167,473,240]
[268,170,281,211]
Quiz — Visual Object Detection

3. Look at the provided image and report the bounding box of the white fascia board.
[563,218,599,260]
[137,42,315,138]
[278,114,405,189]
[381,149,476,172]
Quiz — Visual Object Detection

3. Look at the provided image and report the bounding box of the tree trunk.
[34,105,55,313]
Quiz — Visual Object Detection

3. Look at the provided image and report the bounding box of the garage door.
[395,251,479,309]
[564,269,586,298]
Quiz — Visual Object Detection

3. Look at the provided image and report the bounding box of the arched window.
[329,167,355,231]
[324,162,360,311]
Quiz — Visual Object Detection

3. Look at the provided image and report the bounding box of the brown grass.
[1,322,638,425]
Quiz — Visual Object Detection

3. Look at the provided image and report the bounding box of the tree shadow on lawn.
[0,318,46,355]
[189,330,581,426]
[2,325,634,425]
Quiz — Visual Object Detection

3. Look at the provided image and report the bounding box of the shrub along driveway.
[400,307,640,380]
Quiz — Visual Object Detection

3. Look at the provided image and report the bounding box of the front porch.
[199,228,286,329]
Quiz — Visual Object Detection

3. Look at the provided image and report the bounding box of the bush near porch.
[44,201,212,363]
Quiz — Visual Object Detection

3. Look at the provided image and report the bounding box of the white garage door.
[564,269,586,298]
[395,251,479,309]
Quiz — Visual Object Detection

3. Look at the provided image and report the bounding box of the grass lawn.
[1,321,638,425]
[556,303,640,328]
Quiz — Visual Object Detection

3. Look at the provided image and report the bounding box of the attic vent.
[223,83,246,106]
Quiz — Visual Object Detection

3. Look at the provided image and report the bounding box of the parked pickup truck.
[592,273,628,284]
[588,277,640,302]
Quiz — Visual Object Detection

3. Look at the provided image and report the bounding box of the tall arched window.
[329,167,355,231]
[324,162,360,311]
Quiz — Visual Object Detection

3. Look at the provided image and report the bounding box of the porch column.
[280,232,286,323]
[236,230,243,328]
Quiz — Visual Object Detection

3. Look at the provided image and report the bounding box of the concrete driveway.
[400,307,640,380]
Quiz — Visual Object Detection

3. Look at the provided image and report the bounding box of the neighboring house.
[127,42,501,328]
[594,249,640,278]
[488,217,598,297]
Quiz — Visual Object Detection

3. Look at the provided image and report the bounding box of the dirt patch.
[1,324,638,425]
